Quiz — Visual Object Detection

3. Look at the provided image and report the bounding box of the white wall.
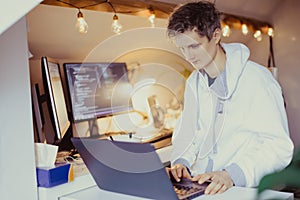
[0,17,37,200]
[273,0,300,148]
[0,0,41,35]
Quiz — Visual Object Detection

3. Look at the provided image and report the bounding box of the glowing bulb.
[268,27,274,37]
[112,14,122,34]
[222,25,230,37]
[148,7,155,28]
[256,35,262,41]
[254,30,262,41]
[76,10,88,34]
[148,13,155,27]
[241,24,248,35]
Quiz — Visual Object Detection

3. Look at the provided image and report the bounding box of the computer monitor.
[32,83,46,143]
[63,62,134,124]
[32,56,73,151]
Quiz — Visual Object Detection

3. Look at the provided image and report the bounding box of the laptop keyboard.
[172,178,208,200]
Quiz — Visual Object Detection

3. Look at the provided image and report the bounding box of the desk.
[37,145,293,200]
[60,185,293,200]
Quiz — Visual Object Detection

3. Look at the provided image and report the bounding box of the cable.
[268,36,276,67]
[56,0,108,10]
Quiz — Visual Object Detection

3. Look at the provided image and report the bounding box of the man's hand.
[191,170,233,195]
[166,163,191,182]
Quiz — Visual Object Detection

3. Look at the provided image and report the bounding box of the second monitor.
[64,62,134,123]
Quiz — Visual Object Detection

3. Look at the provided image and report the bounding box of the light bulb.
[76,11,88,34]
[241,24,248,35]
[268,27,274,37]
[148,7,155,28]
[112,14,122,34]
[254,30,262,41]
[222,25,230,37]
[148,13,155,27]
[256,35,262,42]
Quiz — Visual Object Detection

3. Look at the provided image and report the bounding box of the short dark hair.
[167,1,221,40]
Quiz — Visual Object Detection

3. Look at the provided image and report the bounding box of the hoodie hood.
[210,43,250,99]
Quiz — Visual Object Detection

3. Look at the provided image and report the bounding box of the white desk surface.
[60,185,294,200]
[38,145,294,200]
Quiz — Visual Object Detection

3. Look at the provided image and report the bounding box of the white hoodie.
[171,43,294,187]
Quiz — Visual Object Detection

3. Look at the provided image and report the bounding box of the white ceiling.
[27,0,284,60]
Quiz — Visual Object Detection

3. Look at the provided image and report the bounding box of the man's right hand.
[166,163,191,182]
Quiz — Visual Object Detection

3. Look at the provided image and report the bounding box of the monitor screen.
[41,57,70,141]
[64,62,134,122]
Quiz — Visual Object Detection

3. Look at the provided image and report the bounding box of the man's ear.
[213,28,222,44]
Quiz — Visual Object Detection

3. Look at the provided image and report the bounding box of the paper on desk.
[34,143,58,167]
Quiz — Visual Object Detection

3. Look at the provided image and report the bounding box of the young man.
[166,1,294,195]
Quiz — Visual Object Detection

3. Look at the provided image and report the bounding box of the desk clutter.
[56,151,89,178]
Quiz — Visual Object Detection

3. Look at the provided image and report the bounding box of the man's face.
[174,30,218,71]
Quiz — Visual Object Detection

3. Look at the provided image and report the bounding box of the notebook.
[71,137,208,200]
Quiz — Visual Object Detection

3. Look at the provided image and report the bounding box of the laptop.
[71,137,208,200]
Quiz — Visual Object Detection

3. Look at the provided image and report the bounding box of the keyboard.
[172,178,209,200]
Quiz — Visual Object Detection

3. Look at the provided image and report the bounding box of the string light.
[56,1,274,40]
[221,13,274,42]
[254,30,262,41]
[107,1,122,34]
[112,14,122,34]
[268,27,274,37]
[148,6,156,28]
[241,24,248,35]
[75,9,88,34]
[57,0,122,34]
[222,25,231,37]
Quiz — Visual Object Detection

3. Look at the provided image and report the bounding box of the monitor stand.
[55,126,75,152]
[88,119,99,137]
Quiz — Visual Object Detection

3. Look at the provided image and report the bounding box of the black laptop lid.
[71,138,178,200]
